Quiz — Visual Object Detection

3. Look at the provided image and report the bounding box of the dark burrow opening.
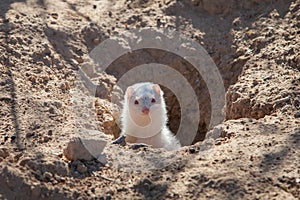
[104,48,214,144]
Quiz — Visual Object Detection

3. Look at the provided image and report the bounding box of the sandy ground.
[0,0,299,199]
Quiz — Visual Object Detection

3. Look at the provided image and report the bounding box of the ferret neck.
[125,108,166,138]
[131,113,151,127]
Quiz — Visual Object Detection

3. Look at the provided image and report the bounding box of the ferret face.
[131,94,159,115]
[126,83,163,116]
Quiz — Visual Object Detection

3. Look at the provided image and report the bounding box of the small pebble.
[189,147,197,154]
[77,163,88,174]
[0,148,9,158]
[294,111,300,118]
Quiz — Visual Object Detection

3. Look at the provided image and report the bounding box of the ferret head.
[126,83,163,117]
[123,82,167,137]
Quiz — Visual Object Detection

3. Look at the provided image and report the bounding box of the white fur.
[121,82,181,151]
[134,127,181,151]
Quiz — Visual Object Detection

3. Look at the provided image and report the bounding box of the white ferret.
[121,82,181,151]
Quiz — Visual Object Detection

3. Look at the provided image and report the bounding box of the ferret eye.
[134,100,139,105]
[151,98,156,103]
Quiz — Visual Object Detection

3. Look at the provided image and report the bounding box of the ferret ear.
[153,84,161,95]
[126,86,134,99]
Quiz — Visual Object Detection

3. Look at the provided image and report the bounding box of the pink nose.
[142,108,149,114]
